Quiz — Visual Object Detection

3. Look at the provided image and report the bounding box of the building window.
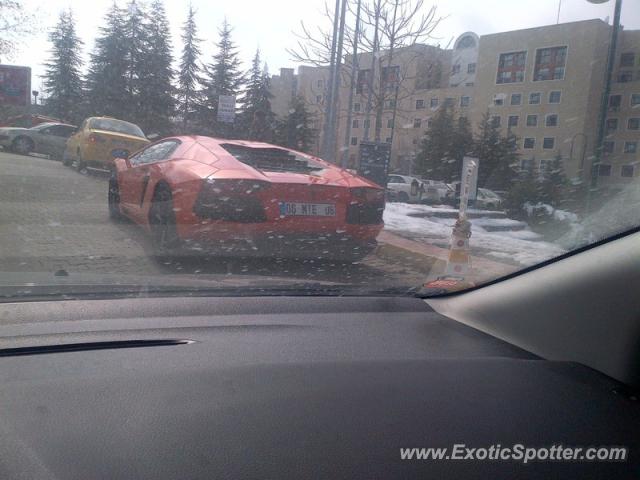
[430,97,439,108]
[621,165,635,177]
[427,119,433,128]
[381,65,400,91]
[496,51,526,84]
[598,165,612,176]
[451,64,461,75]
[384,99,396,109]
[620,52,635,67]
[353,102,361,112]
[549,91,562,104]
[352,119,359,128]
[609,94,622,111]
[412,138,418,145]
[529,92,541,104]
[465,82,475,87]
[543,137,555,149]
[624,141,638,154]
[508,115,519,127]
[413,118,422,128]
[494,95,504,106]
[385,137,392,144]
[387,118,394,128]
[526,114,538,127]
[545,114,558,127]
[510,93,522,105]
[444,97,455,107]
[350,137,358,146]
[415,99,425,109]
[524,138,535,149]
[534,46,567,81]
[605,118,618,134]
[628,118,640,130]
[521,158,534,171]
[460,96,470,107]
[364,119,371,128]
[356,69,371,94]
[491,116,501,127]
[618,71,633,83]
[632,94,640,107]
[317,79,324,88]
[603,141,615,154]
[467,63,476,74]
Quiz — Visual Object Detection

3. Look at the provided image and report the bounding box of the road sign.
[357,141,391,187]
[460,156,479,218]
[0,65,31,107]
[217,95,236,123]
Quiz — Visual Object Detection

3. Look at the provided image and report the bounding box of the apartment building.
[270,19,640,186]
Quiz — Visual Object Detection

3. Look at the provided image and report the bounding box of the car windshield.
[89,118,145,138]
[0,0,638,299]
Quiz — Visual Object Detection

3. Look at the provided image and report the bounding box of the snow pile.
[383,202,565,267]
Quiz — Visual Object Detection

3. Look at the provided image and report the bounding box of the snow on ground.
[383,202,566,267]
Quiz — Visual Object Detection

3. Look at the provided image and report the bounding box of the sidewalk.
[375,230,515,283]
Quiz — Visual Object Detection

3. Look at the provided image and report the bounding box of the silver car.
[0,122,77,160]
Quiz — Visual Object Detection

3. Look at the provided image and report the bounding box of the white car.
[420,179,452,204]
[476,188,504,210]
[386,174,424,203]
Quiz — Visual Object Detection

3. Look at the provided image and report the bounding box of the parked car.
[108,137,385,260]
[475,188,504,210]
[0,114,64,128]
[386,174,423,203]
[444,183,504,210]
[64,117,150,171]
[0,122,77,159]
[419,179,452,204]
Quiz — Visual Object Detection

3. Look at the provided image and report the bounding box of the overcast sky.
[12,0,640,94]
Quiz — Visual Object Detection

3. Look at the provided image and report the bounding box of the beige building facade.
[270,19,640,186]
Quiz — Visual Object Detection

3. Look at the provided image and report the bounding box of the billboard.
[357,141,391,188]
[0,65,31,107]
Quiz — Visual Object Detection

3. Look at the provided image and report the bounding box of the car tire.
[62,151,73,166]
[398,192,410,203]
[149,185,181,258]
[75,151,87,173]
[12,137,33,156]
[108,175,123,221]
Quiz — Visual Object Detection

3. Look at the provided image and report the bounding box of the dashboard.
[0,295,637,478]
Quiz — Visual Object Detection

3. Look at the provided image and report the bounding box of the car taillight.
[88,133,106,143]
[193,179,270,223]
[347,187,385,225]
[350,187,385,203]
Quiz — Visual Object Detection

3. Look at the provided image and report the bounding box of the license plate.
[279,202,336,217]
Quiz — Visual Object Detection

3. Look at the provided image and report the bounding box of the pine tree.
[473,113,518,190]
[177,3,202,132]
[85,2,129,118]
[539,152,568,208]
[122,0,149,125]
[43,9,84,124]
[199,19,244,136]
[276,95,316,153]
[137,0,175,134]
[239,49,275,141]
[414,104,471,182]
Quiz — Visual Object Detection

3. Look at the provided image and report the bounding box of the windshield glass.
[0,0,638,299]
[89,118,145,138]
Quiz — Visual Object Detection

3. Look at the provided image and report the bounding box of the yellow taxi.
[64,117,150,170]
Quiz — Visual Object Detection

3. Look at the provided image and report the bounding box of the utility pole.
[341,0,362,167]
[321,0,341,161]
[363,0,381,141]
[591,0,622,190]
[326,0,348,163]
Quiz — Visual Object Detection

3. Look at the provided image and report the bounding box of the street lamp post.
[589,0,623,190]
